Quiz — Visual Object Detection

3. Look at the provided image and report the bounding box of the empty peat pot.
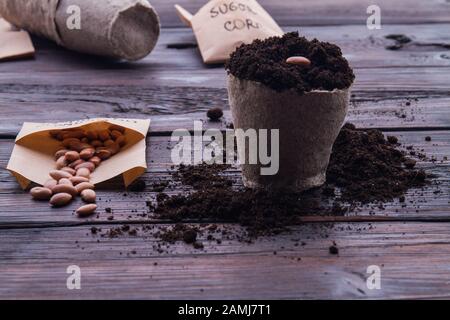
[227,75,350,191]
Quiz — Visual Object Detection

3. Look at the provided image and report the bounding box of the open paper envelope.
[0,18,35,61]
[174,0,283,64]
[7,118,150,189]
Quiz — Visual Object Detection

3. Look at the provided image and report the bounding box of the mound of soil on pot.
[226,32,355,94]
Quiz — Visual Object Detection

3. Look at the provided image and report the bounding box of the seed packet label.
[7,118,150,189]
[175,0,283,64]
[0,18,35,61]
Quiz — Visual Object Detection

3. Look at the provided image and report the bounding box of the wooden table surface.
[1,0,450,299]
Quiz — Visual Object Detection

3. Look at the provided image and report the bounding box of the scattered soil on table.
[385,34,412,50]
[206,107,224,121]
[97,123,434,251]
[226,32,355,94]
[153,123,431,238]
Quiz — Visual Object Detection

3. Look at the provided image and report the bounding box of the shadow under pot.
[227,74,350,192]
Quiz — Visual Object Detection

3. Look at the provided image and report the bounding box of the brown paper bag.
[0,18,34,61]
[175,0,283,64]
[7,118,150,189]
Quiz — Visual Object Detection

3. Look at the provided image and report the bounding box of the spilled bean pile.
[29,124,127,216]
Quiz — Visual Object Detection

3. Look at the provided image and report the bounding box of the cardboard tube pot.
[227,75,350,191]
[0,0,160,61]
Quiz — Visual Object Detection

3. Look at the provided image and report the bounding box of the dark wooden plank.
[150,0,450,27]
[0,130,448,226]
[2,221,450,299]
[1,25,449,134]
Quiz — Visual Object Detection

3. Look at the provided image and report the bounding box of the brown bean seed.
[75,182,95,194]
[76,168,91,178]
[50,193,72,207]
[75,162,95,172]
[62,138,80,148]
[90,140,103,148]
[52,184,78,197]
[49,170,72,180]
[86,130,99,140]
[96,148,111,160]
[80,148,95,160]
[61,130,86,140]
[44,179,58,190]
[65,151,80,162]
[98,130,110,141]
[76,204,97,216]
[69,159,85,169]
[110,130,122,140]
[56,156,68,169]
[103,139,115,147]
[59,178,73,186]
[54,149,69,160]
[115,135,126,147]
[89,156,101,167]
[109,124,125,133]
[81,189,96,203]
[61,167,76,175]
[286,56,311,66]
[69,176,90,185]
[107,143,120,155]
[30,187,53,200]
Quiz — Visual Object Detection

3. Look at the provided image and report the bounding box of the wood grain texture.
[2,222,450,299]
[150,0,450,27]
[1,25,449,134]
[0,130,448,227]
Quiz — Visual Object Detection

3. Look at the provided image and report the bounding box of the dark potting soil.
[153,124,431,237]
[225,32,355,94]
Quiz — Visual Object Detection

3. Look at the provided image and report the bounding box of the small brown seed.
[96,148,111,160]
[103,139,115,147]
[54,149,69,160]
[69,141,92,153]
[286,56,311,66]
[49,193,72,207]
[59,178,73,186]
[49,170,72,180]
[81,189,96,203]
[98,130,110,141]
[79,148,95,160]
[52,184,78,197]
[81,137,89,143]
[69,159,85,169]
[76,204,97,216]
[107,143,120,155]
[89,156,101,167]
[49,130,62,139]
[43,179,58,190]
[61,130,86,140]
[55,156,68,169]
[65,151,80,162]
[62,138,80,148]
[110,130,123,140]
[76,167,91,178]
[75,182,95,194]
[90,140,103,148]
[109,124,125,133]
[75,161,95,172]
[61,167,76,175]
[30,187,53,200]
[115,135,126,147]
[86,130,99,140]
[69,176,90,185]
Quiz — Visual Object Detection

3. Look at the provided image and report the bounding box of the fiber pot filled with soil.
[226,32,355,191]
